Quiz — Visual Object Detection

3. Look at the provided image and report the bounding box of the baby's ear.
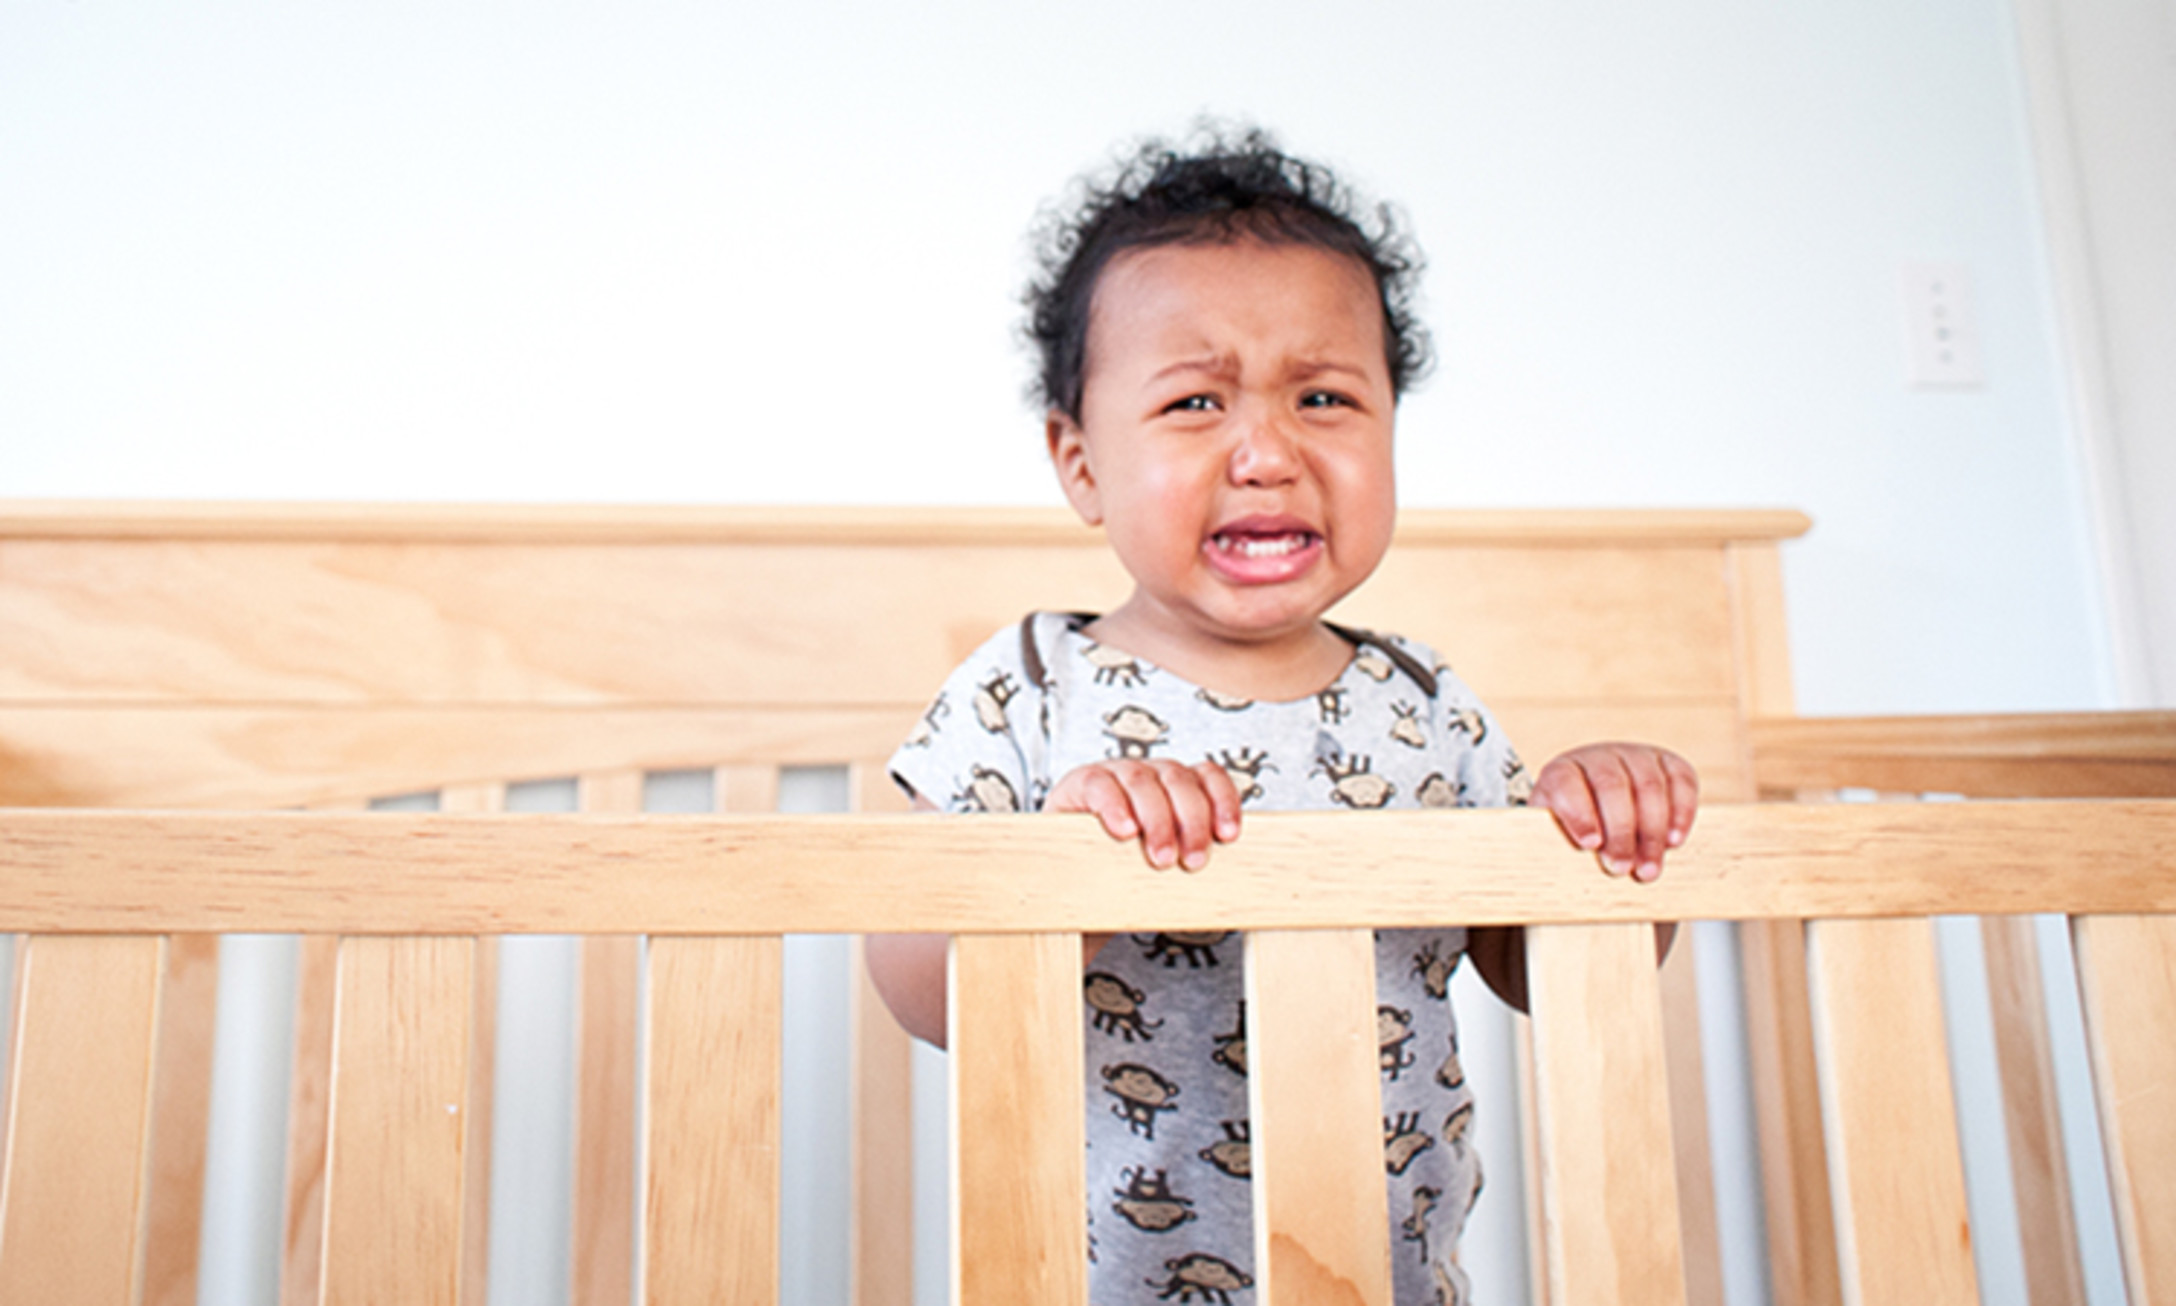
[1046,411,1103,526]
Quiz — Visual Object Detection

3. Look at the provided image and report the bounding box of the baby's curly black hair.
[1024,124,1432,421]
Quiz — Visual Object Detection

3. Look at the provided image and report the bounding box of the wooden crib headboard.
[0,502,1806,810]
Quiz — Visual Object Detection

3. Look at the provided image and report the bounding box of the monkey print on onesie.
[890,612,1530,1305]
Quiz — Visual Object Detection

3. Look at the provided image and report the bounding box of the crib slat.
[1805,918,1977,1304]
[0,935,164,1305]
[1527,922,1687,1306]
[1981,916,2085,1306]
[850,760,916,1306]
[440,784,503,1306]
[1245,928,1389,1306]
[140,931,220,1306]
[1737,920,1840,1306]
[572,769,642,1306]
[852,938,914,1306]
[282,798,365,1306]
[951,933,1087,1306]
[321,936,476,1306]
[2070,913,2176,1303]
[643,935,782,1305]
[1659,936,1726,1306]
[281,933,341,1306]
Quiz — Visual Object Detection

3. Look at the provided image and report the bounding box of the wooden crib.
[1,502,2170,1306]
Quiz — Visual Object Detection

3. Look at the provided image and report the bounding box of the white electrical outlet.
[1900,261,1984,389]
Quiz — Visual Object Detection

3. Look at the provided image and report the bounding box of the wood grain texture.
[1981,916,2086,1306]
[0,501,1810,545]
[0,705,916,809]
[849,760,915,1306]
[1527,923,1688,1306]
[950,933,1087,1306]
[321,936,475,1306]
[642,935,783,1306]
[1659,934,1726,1306]
[1739,920,1841,1306]
[851,939,914,1306]
[1751,712,2176,798]
[441,784,501,1306]
[571,771,641,1306]
[572,935,641,1306]
[2071,914,2176,1305]
[280,934,340,1306]
[0,935,163,1306]
[4,802,2172,935]
[1245,929,1390,1306]
[1805,918,1977,1306]
[140,931,220,1306]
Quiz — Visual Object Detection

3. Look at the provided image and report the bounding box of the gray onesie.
[889,613,1531,1305]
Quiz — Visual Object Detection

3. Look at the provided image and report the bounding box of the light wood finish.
[717,764,778,815]
[1245,929,1391,1306]
[1659,936,1726,1306]
[1806,918,1978,1305]
[949,933,1087,1306]
[279,793,365,1306]
[441,783,502,1306]
[141,931,220,1306]
[1739,920,1842,1306]
[13,498,2176,1306]
[0,501,1810,545]
[642,935,783,1306]
[321,936,475,1306]
[849,762,916,1306]
[1727,538,1840,1306]
[0,935,164,1306]
[851,940,915,1306]
[0,706,919,810]
[280,932,342,1306]
[1982,916,2086,1306]
[572,771,642,1306]
[1751,712,2176,798]
[0,507,1802,818]
[2071,914,2176,1304]
[1528,923,1688,1306]
[5,802,2172,934]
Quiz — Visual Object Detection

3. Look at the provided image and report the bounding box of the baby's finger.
[1620,751,1677,882]
[1066,765,1142,840]
[1582,753,1644,878]
[1664,753,1700,847]
[1149,760,1219,871]
[1193,760,1245,843]
[1110,763,1183,869]
[1533,758,1603,851]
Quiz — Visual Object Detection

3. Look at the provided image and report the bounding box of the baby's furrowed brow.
[1145,352,1240,386]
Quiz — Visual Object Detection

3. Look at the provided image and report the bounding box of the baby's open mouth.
[1210,530,1319,558]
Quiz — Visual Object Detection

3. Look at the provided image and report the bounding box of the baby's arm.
[1469,742,1698,1011]
[863,762,1243,1048]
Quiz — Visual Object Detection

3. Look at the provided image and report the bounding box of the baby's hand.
[1531,743,1699,883]
[1047,759,1243,871]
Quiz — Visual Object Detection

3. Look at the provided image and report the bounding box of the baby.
[868,127,1695,1306]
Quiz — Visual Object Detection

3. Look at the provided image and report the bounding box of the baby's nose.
[1228,414,1301,483]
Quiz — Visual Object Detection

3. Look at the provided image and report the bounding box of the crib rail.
[3,800,2172,1305]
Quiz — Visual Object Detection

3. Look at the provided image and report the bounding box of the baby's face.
[1048,239,1397,654]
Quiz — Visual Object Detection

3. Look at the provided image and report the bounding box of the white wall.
[2013,0,2176,706]
[0,3,2132,1304]
[1,0,2121,717]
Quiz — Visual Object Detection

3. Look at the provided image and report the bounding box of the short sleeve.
[1434,666,1533,808]
[887,622,1046,814]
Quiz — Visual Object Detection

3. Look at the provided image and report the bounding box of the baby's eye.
[1298,390,1356,410]
[1163,394,1220,414]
